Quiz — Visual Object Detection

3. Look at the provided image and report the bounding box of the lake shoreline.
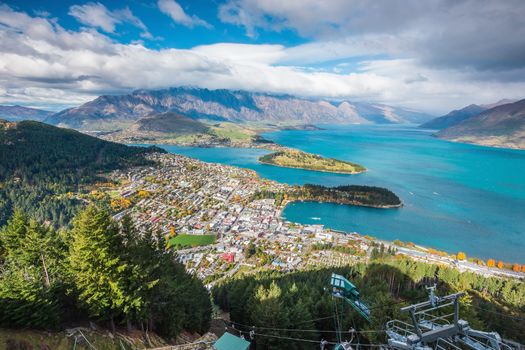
[280,202,523,278]
[284,199,403,209]
[142,124,525,263]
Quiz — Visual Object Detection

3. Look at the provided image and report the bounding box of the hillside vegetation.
[0,206,211,338]
[0,120,162,226]
[293,184,402,208]
[253,184,402,209]
[104,113,269,147]
[213,254,525,349]
[259,149,366,174]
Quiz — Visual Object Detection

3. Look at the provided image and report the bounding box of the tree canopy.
[0,205,211,337]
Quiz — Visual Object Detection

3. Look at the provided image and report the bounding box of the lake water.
[151,125,525,263]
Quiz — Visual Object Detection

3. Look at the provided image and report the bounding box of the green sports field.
[168,234,216,249]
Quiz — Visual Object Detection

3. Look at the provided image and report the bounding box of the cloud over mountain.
[0,2,524,114]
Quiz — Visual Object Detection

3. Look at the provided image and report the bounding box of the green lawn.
[169,234,216,249]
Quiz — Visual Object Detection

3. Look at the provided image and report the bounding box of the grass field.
[169,234,216,249]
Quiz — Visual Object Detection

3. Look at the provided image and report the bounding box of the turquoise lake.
[151,125,525,263]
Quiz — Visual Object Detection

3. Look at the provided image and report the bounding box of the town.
[109,153,525,284]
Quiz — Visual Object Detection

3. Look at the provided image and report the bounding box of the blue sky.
[11,0,308,49]
[1,0,524,113]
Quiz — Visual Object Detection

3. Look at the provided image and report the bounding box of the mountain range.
[420,99,516,130]
[44,87,433,131]
[3,88,523,149]
[0,105,53,122]
[435,99,525,149]
[420,104,487,129]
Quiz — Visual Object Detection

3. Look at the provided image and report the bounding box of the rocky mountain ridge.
[45,87,433,130]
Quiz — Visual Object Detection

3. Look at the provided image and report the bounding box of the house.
[213,332,250,350]
[222,252,235,263]
[272,259,286,269]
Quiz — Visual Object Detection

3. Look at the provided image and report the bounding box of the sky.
[0,0,524,114]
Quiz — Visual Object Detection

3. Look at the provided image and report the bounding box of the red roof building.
[222,252,235,263]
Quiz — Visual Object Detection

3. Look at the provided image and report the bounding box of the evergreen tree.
[68,204,130,330]
[119,216,160,329]
[0,209,27,258]
[0,211,63,328]
[0,206,212,337]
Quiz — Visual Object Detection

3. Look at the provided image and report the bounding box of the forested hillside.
[213,254,525,349]
[0,206,211,336]
[0,120,163,226]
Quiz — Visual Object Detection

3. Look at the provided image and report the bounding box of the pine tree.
[0,211,63,328]
[68,205,129,331]
[0,209,27,258]
[119,215,159,329]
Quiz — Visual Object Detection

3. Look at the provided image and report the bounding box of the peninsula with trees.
[253,184,402,209]
[292,184,402,208]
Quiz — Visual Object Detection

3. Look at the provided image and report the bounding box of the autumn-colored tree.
[497,261,504,269]
[137,190,150,198]
[487,259,496,267]
[457,251,467,260]
[512,264,520,272]
[110,197,132,211]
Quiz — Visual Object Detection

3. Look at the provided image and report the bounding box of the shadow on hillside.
[212,260,525,348]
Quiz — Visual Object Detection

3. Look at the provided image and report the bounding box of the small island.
[259,149,366,174]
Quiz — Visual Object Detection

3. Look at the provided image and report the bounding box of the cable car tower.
[386,286,519,350]
[331,273,372,323]
[330,273,372,350]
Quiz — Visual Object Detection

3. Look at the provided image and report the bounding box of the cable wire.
[470,305,525,322]
[228,320,384,334]
[252,332,390,347]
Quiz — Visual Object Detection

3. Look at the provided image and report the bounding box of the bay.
[149,125,525,263]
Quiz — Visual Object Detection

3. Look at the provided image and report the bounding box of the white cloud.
[0,5,524,114]
[69,2,117,32]
[157,0,211,29]
[218,0,525,74]
[193,43,285,64]
[69,2,152,38]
